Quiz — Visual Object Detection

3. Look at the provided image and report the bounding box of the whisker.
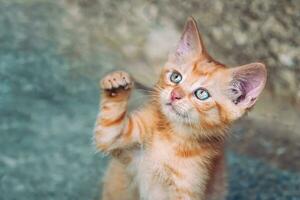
[135,88,155,93]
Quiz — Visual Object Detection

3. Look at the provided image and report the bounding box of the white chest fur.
[132,136,208,200]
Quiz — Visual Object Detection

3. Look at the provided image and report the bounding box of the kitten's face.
[159,61,232,129]
[157,17,267,132]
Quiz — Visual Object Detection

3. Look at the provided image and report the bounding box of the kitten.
[94,17,267,200]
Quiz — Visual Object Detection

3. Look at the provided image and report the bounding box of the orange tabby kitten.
[94,17,267,200]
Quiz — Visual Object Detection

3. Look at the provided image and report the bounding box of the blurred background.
[0,0,299,199]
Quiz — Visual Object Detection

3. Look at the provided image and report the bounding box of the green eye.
[170,71,182,84]
[195,88,210,100]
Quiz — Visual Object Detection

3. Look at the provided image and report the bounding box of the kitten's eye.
[194,88,210,100]
[170,71,182,84]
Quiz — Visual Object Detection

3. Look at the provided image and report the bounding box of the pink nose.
[171,87,184,102]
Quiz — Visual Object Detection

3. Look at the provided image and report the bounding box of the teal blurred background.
[1,0,299,199]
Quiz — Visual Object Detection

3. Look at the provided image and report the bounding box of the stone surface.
[0,1,299,200]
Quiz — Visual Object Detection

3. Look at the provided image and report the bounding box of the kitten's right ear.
[227,63,267,110]
[168,17,205,65]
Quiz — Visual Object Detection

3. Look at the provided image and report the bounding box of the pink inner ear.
[176,32,194,57]
[230,63,267,108]
[169,18,203,64]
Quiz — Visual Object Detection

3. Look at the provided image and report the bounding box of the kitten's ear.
[168,17,205,64]
[227,63,267,110]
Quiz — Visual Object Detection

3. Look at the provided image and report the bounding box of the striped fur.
[95,17,266,200]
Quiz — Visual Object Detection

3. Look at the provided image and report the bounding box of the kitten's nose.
[171,87,184,102]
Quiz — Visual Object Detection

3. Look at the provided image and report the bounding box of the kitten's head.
[157,17,267,135]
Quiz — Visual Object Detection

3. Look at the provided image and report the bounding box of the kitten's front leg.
[94,71,133,152]
[94,71,144,153]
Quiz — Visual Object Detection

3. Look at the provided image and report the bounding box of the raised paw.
[100,71,133,96]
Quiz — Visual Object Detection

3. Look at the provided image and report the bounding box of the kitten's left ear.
[227,63,267,110]
[168,17,206,64]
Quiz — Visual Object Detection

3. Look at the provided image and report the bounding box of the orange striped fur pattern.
[94,17,267,200]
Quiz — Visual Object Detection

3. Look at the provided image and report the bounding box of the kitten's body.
[95,17,266,200]
[100,104,226,200]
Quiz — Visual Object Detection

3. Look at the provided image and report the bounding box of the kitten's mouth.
[165,103,188,119]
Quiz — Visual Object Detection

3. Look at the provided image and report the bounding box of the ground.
[0,1,299,200]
